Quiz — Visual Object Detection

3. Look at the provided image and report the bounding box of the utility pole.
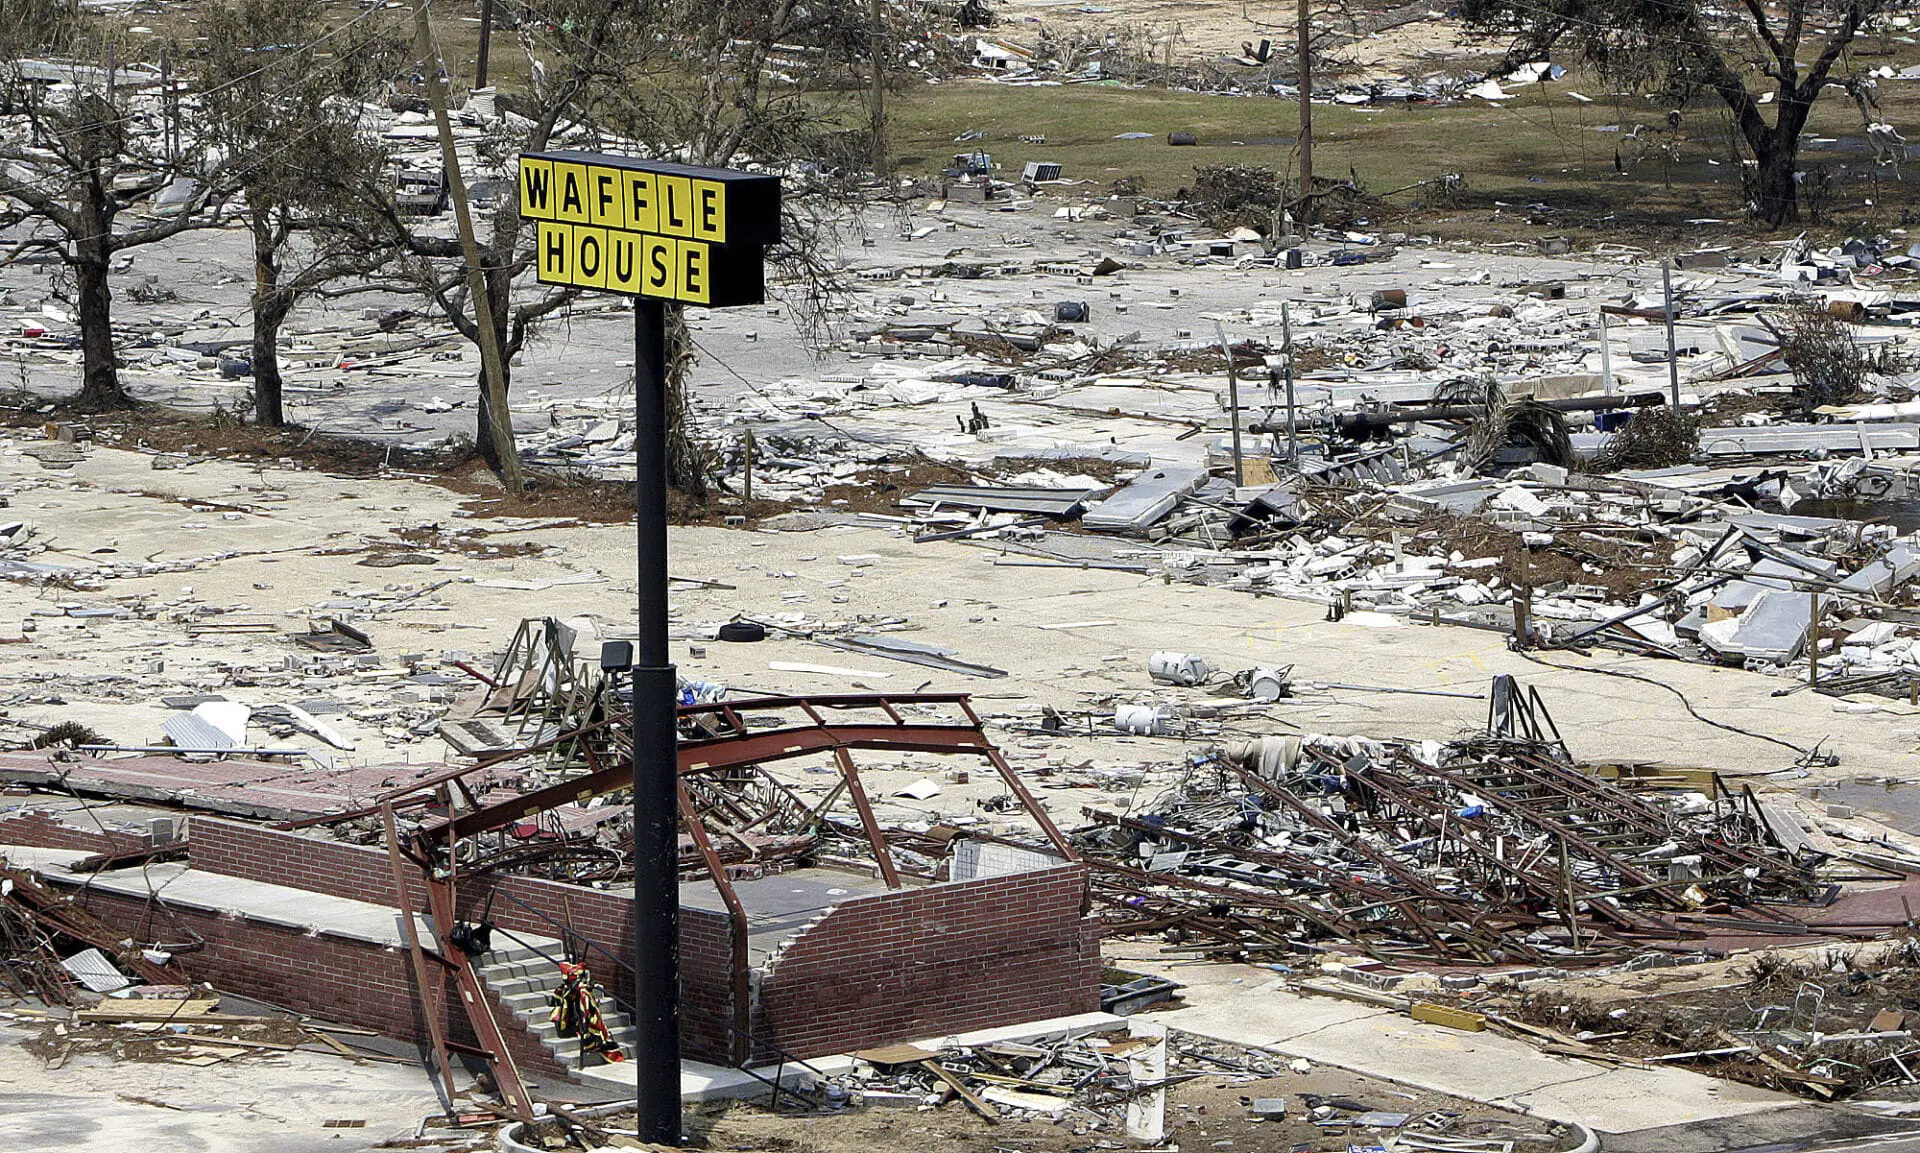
[1215,321,1243,486]
[1808,588,1822,686]
[1598,308,1613,396]
[1296,0,1312,212]
[413,0,523,494]
[159,48,177,164]
[1662,259,1680,409]
[1282,303,1298,463]
[476,0,495,89]
[869,0,888,177]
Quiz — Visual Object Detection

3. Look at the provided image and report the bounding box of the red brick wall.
[183,820,1100,1066]
[752,865,1101,1060]
[69,885,573,1084]
[189,818,402,906]
[190,818,621,949]
[0,809,149,856]
[679,906,739,1063]
[186,818,739,1060]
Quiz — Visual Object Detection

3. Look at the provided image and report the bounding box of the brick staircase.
[474,935,637,1071]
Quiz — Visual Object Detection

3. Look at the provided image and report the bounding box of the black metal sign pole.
[631,296,682,1145]
[519,149,776,1146]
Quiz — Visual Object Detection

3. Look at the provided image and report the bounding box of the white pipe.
[1598,309,1614,397]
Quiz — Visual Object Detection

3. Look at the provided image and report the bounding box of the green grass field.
[885,58,1920,244]
[162,0,1920,246]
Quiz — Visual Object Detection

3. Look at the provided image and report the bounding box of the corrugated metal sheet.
[161,713,235,751]
[903,483,1107,517]
[61,948,131,993]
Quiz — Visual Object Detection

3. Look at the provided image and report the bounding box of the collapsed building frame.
[316,691,1080,1120]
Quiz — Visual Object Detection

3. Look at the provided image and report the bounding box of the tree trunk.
[1711,73,1814,231]
[250,211,287,427]
[663,304,709,500]
[473,359,513,473]
[71,235,123,410]
[474,360,514,468]
[474,266,515,474]
[1753,131,1800,229]
[252,298,291,427]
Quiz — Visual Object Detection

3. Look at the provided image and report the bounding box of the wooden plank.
[920,1060,999,1125]
[853,1043,939,1066]
[1411,1002,1487,1033]
[150,1034,297,1052]
[300,1022,381,1036]
[1299,979,1412,1011]
[308,1031,367,1063]
[78,1000,221,1022]
[384,804,460,1105]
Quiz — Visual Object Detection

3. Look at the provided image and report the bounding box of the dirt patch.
[0,400,807,528]
[819,457,976,515]
[8,401,464,476]
[1354,510,1667,603]
[14,402,1113,530]
[820,454,1139,517]
[429,460,640,525]
[390,525,548,559]
[988,454,1136,484]
[530,1053,1574,1152]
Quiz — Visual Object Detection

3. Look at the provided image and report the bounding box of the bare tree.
[197,0,405,426]
[595,0,885,498]
[366,0,639,478]
[1460,0,1893,227]
[0,7,229,408]
[369,0,879,493]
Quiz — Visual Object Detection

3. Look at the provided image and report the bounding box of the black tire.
[716,621,767,643]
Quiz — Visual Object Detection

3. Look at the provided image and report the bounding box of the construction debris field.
[559,1052,1581,1153]
[20,1,1920,1148]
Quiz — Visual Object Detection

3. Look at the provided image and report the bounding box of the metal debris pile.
[0,859,176,1003]
[1072,690,1835,969]
[812,1029,1571,1151]
[836,1030,1164,1130]
[1487,939,1920,1101]
[908,449,1920,693]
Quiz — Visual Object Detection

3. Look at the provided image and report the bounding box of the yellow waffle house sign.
[517,152,780,307]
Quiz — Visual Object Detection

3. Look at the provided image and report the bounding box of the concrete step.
[546,1035,635,1065]
[531,1017,636,1041]
[501,990,547,1012]
[485,941,560,966]
[477,958,563,983]
[472,939,638,1074]
[485,991,624,1065]
[525,1010,631,1034]
[500,981,621,1014]
[493,973,563,999]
